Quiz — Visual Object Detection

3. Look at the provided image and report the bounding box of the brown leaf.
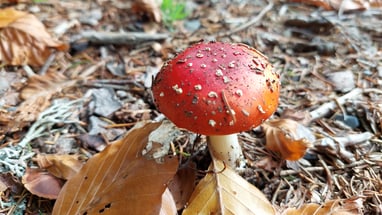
[0,172,23,194]
[262,119,314,161]
[183,159,275,215]
[9,71,76,131]
[282,198,363,215]
[0,7,68,66]
[159,188,177,215]
[168,162,196,210]
[36,154,84,180]
[52,122,179,215]
[22,168,64,199]
[132,0,162,23]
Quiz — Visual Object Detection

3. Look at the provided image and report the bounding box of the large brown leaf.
[52,122,178,215]
[0,7,68,66]
[183,159,275,215]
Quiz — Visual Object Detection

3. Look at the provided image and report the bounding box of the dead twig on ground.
[215,0,274,38]
[77,31,169,45]
[309,88,362,121]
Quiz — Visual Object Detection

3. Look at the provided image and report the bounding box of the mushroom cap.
[152,41,280,135]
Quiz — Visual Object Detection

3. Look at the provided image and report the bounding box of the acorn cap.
[152,41,280,135]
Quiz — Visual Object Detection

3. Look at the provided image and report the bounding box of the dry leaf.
[262,119,314,161]
[282,198,363,215]
[22,168,64,199]
[160,188,177,215]
[0,172,23,194]
[0,7,68,66]
[132,0,162,23]
[168,162,196,210]
[9,71,77,131]
[36,154,84,180]
[52,122,179,215]
[183,159,275,215]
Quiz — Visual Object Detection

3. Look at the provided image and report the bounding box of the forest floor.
[0,0,381,214]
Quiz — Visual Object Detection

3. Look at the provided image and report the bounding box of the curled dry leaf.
[183,159,275,215]
[36,154,84,180]
[0,7,68,66]
[52,122,178,215]
[282,197,363,215]
[22,168,64,200]
[131,0,162,23]
[262,119,314,161]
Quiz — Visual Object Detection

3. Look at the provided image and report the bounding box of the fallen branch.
[309,88,362,121]
[215,0,274,37]
[78,31,169,45]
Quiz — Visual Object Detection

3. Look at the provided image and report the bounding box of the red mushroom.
[152,41,280,168]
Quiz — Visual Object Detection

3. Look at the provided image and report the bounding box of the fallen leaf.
[52,122,178,215]
[132,0,162,23]
[22,168,64,199]
[282,197,363,215]
[36,154,84,180]
[183,159,275,215]
[0,7,68,66]
[160,188,177,215]
[168,162,196,210]
[262,119,314,161]
[0,172,23,194]
[9,71,77,132]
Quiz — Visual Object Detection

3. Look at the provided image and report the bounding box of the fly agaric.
[152,41,280,168]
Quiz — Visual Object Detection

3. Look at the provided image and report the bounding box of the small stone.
[326,71,355,93]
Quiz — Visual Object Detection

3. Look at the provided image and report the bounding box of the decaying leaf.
[0,7,68,66]
[52,122,178,215]
[282,198,363,215]
[262,119,314,161]
[9,71,77,131]
[36,154,84,180]
[132,0,162,23]
[183,159,275,215]
[22,168,64,199]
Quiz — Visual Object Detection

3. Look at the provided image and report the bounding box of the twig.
[215,1,274,37]
[280,159,369,176]
[309,88,362,121]
[78,31,169,45]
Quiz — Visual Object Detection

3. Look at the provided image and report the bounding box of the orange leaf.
[0,7,68,66]
[183,159,275,215]
[262,119,314,161]
[52,122,178,215]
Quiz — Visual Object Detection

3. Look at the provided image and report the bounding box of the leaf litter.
[0,0,381,214]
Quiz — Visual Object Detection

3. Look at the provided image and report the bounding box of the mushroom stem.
[207,134,245,169]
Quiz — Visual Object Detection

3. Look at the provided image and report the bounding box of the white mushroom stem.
[207,134,245,169]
